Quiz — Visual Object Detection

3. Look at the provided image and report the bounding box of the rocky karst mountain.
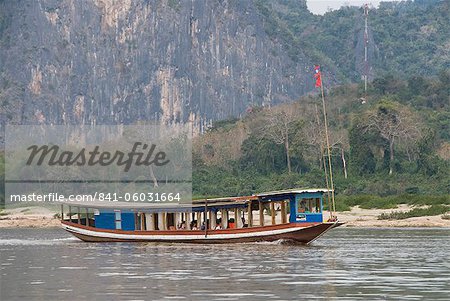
[0,0,321,136]
[1,0,448,140]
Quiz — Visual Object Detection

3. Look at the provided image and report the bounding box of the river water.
[0,228,449,300]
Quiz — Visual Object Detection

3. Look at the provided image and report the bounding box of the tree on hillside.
[349,119,378,176]
[334,131,350,179]
[303,105,349,178]
[415,129,444,177]
[260,108,302,173]
[363,100,423,175]
[240,135,285,174]
[304,116,325,170]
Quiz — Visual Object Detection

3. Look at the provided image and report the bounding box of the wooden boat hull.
[61,221,343,244]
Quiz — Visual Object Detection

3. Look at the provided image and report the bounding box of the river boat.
[61,189,342,244]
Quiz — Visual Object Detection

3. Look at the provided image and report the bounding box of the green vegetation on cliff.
[255,0,450,81]
[193,72,450,207]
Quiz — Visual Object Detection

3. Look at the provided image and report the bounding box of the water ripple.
[0,228,449,300]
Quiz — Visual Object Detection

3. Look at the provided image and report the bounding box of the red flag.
[314,65,322,88]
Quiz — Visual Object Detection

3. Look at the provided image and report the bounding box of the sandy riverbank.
[1,205,449,228]
[338,205,450,227]
[0,207,61,228]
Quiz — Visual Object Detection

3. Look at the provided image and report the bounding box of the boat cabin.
[61,189,328,231]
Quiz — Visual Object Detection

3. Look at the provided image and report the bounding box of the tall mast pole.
[318,69,336,217]
[315,104,332,220]
[364,3,369,95]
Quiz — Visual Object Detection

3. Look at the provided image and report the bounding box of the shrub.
[378,205,449,220]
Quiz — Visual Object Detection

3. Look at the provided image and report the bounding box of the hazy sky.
[307,0,402,15]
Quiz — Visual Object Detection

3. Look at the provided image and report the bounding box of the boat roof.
[255,188,331,197]
[192,195,258,204]
[58,188,329,210]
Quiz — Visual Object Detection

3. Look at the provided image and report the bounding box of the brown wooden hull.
[62,221,343,244]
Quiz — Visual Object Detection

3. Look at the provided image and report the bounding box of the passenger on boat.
[191,221,198,230]
[177,222,186,230]
[200,222,206,231]
[300,200,306,210]
[215,224,222,230]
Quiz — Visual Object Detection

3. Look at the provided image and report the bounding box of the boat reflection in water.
[61,189,343,244]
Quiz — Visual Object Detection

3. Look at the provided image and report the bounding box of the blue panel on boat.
[289,199,297,223]
[95,211,135,230]
[121,212,135,231]
[304,213,323,223]
[95,212,115,230]
[291,193,324,223]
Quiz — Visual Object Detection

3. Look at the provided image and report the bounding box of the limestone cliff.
[0,0,317,135]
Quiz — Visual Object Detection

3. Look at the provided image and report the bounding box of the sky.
[306,0,402,15]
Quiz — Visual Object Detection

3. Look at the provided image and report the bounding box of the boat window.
[297,198,321,213]
[167,213,176,230]
[313,198,321,213]
[153,213,159,230]
[298,199,307,213]
[114,210,122,230]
